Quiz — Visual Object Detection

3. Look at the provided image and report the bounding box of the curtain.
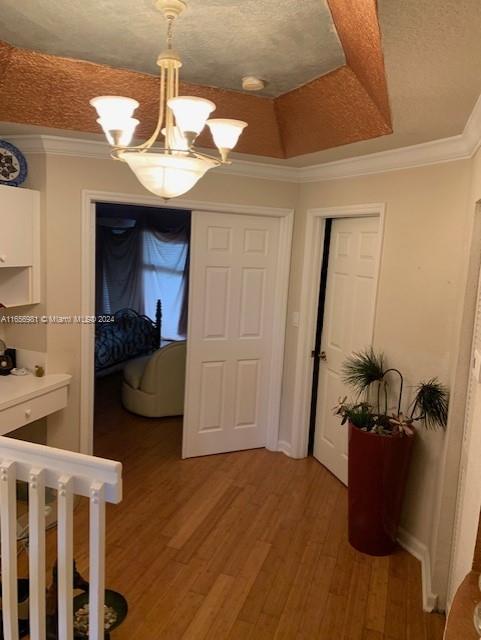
[142,227,189,340]
[96,225,143,314]
[96,209,190,339]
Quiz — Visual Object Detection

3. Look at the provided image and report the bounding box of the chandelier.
[90,0,248,199]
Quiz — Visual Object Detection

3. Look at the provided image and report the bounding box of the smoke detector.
[242,76,266,92]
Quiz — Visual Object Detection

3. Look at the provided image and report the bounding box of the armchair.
[121,340,186,418]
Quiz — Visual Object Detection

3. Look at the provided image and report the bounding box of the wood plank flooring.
[37,373,446,639]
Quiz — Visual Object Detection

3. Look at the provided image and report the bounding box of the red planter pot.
[348,421,414,556]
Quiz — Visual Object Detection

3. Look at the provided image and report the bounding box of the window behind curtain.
[142,229,188,341]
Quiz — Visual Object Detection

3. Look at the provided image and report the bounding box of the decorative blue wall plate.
[0,139,28,187]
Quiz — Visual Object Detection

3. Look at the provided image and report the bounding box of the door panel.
[234,359,260,428]
[204,267,230,339]
[183,211,280,458]
[313,216,381,484]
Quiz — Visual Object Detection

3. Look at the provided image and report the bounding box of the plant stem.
[383,368,404,416]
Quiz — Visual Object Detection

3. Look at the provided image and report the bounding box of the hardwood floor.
[45,373,446,638]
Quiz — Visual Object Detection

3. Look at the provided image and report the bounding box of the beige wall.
[282,160,473,608]
[5,154,298,450]
[4,146,478,607]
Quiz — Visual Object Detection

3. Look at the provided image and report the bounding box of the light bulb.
[162,125,190,152]
[167,96,216,139]
[206,119,248,160]
[90,96,140,146]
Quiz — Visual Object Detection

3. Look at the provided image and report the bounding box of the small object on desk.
[5,348,16,368]
[0,339,13,375]
[34,365,45,377]
[10,368,29,376]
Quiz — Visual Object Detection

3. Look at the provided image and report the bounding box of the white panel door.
[183,211,280,458]
[313,216,381,484]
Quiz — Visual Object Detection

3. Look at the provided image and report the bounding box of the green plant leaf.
[411,378,449,429]
[342,348,385,395]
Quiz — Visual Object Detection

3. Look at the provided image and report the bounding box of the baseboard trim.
[277,440,292,457]
[398,526,439,612]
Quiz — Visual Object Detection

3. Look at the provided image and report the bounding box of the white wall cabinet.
[0,185,40,307]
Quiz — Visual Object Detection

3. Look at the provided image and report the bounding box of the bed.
[95,299,162,373]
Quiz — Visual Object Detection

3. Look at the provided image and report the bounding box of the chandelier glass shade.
[122,152,217,200]
[89,0,248,200]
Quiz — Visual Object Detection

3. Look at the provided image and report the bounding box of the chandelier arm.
[141,62,166,150]
[110,55,167,155]
[166,61,175,150]
[115,146,213,157]
[190,149,224,166]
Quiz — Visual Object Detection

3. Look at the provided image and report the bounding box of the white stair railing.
[0,435,122,640]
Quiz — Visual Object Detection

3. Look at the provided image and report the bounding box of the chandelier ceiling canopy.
[90,0,248,199]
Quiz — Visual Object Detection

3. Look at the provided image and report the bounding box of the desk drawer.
[0,386,68,434]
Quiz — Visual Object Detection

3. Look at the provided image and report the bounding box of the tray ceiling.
[0,0,391,158]
[0,0,480,163]
[0,0,346,97]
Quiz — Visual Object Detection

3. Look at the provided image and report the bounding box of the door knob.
[0,255,6,263]
[320,351,327,361]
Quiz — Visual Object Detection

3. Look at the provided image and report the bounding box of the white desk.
[0,373,71,434]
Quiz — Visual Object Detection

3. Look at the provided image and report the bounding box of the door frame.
[79,189,294,455]
[445,203,481,606]
[290,203,386,459]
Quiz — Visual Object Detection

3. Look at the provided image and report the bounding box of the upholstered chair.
[121,341,186,417]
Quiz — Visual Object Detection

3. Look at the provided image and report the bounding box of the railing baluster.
[89,481,106,640]
[28,468,46,640]
[0,460,19,640]
[57,475,74,640]
[0,436,121,640]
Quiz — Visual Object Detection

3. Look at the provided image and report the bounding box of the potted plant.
[334,348,449,556]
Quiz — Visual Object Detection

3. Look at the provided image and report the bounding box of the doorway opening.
[309,215,382,484]
[80,191,294,459]
[288,205,384,478]
[93,202,191,457]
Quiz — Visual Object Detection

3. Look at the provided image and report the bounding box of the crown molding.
[298,94,481,182]
[4,134,301,183]
[297,134,471,182]
[3,94,481,184]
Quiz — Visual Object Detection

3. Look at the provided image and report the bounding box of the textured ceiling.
[0,0,346,97]
[0,0,391,159]
[0,0,479,163]
[288,0,481,165]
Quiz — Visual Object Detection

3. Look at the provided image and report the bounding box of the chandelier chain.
[166,17,174,50]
